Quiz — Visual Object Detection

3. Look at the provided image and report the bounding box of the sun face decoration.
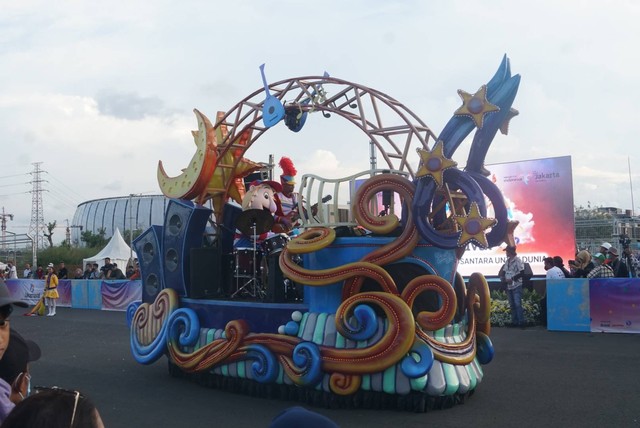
[416,140,458,188]
[453,202,497,248]
[454,85,500,128]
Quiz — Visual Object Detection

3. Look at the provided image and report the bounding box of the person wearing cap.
[0,330,40,406]
[544,257,565,279]
[607,247,630,278]
[587,253,615,279]
[498,246,526,328]
[553,256,572,278]
[0,282,29,422]
[43,263,59,317]
[599,242,612,264]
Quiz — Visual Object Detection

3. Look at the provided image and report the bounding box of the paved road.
[10,307,640,428]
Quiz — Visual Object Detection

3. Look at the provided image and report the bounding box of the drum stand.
[231,224,266,300]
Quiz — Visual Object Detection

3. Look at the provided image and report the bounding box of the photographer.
[608,247,630,278]
[619,234,638,277]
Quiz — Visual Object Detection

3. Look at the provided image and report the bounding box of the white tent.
[83,228,136,271]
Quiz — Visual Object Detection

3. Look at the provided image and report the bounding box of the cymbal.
[236,209,274,236]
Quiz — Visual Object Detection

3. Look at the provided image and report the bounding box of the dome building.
[71,195,170,246]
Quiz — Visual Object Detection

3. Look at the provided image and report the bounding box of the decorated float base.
[168,364,475,412]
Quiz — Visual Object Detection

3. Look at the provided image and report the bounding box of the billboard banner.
[458,156,576,277]
[590,278,640,333]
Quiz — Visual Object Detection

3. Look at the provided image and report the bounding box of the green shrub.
[490,288,543,327]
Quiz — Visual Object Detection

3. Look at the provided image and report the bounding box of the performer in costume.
[234,180,282,248]
[43,263,59,317]
[273,157,302,233]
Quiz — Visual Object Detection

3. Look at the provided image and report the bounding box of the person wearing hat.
[607,247,630,278]
[599,242,612,264]
[43,263,59,317]
[544,257,565,279]
[587,253,615,279]
[498,246,526,328]
[273,156,303,233]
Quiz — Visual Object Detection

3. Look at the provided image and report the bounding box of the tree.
[43,221,56,248]
[80,228,108,248]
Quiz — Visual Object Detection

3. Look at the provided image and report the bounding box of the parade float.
[128,55,521,411]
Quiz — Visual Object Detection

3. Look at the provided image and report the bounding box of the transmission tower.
[1,207,14,250]
[28,162,46,249]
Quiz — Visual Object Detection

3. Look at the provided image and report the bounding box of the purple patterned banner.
[101,281,142,311]
[5,279,71,307]
[589,278,640,333]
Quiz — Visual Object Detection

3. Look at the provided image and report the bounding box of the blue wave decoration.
[341,304,378,341]
[130,314,170,365]
[126,301,141,328]
[476,332,495,365]
[245,344,279,383]
[167,308,201,348]
[292,341,323,386]
[401,340,434,378]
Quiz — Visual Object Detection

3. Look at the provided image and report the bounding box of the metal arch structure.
[203,76,437,205]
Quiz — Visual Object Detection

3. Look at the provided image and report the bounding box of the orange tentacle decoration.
[320,292,415,374]
[401,274,457,331]
[168,319,251,373]
[467,272,491,335]
[343,174,419,298]
[329,373,362,395]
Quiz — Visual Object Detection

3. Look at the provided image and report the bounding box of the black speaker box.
[189,247,221,299]
[132,225,164,304]
[162,199,213,296]
[220,203,243,255]
[265,255,286,303]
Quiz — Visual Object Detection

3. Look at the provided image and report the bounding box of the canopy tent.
[83,228,136,271]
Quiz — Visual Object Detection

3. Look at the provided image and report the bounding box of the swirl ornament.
[130,289,179,365]
[322,292,415,375]
[285,227,335,254]
[467,272,491,335]
[401,339,435,378]
[401,275,457,331]
[476,332,495,364]
[244,344,279,383]
[167,308,201,348]
[345,174,419,297]
[329,373,362,396]
[412,168,486,249]
[284,341,324,387]
[169,319,251,373]
[126,301,141,328]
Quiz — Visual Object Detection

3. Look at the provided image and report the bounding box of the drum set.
[230,209,300,301]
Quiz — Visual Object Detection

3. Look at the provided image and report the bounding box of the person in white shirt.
[5,264,17,280]
[22,264,31,279]
[544,257,565,279]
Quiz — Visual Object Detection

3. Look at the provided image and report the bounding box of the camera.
[619,234,631,250]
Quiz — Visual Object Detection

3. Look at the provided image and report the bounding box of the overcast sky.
[1,0,639,243]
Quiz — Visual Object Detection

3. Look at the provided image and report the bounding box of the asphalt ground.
[9,307,640,428]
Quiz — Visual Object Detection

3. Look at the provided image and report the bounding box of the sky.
[1,0,640,244]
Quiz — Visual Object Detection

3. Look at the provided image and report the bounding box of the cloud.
[95,90,171,120]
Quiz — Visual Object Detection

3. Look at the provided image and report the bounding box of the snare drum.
[262,234,289,257]
[234,248,263,278]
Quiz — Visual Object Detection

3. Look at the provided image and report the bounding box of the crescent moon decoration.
[156,109,218,200]
[200,112,262,217]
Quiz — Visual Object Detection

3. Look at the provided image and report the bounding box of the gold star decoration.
[416,140,458,187]
[453,202,497,248]
[454,85,500,128]
[499,108,519,135]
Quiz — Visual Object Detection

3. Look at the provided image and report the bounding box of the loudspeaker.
[220,203,243,255]
[133,225,164,304]
[189,247,220,299]
[162,199,213,296]
[265,255,286,303]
